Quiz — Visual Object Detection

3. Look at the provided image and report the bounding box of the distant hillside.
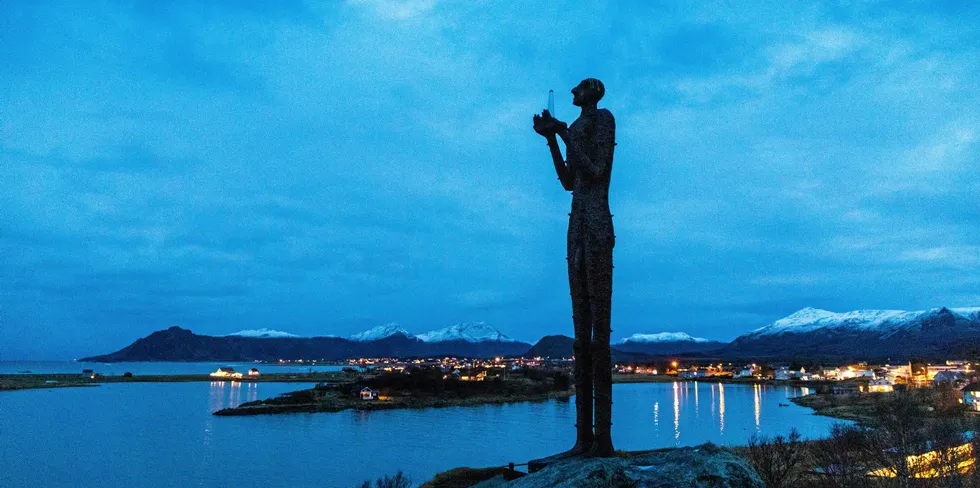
[723,306,980,360]
[524,335,575,358]
[80,326,530,362]
[615,332,726,356]
[522,335,651,363]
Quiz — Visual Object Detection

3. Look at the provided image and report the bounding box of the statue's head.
[572,78,604,107]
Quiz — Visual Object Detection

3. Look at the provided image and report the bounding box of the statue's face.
[571,81,598,107]
[571,82,588,106]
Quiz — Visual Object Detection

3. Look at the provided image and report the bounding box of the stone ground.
[469,444,764,488]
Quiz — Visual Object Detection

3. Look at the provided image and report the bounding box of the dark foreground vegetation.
[742,387,980,487]
[214,368,572,416]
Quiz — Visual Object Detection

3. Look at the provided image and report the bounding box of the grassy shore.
[788,392,881,424]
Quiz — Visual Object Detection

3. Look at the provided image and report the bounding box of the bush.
[123,372,133,378]
[358,472,411,488]
[745,428,806,488]
[552,372,570,391]
[809,423,878,487]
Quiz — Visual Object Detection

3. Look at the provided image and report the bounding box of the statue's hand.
[533,110,567,138]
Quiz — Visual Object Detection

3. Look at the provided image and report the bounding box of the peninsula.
[213,368,572,416]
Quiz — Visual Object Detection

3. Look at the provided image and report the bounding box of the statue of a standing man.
[533,78,616,457]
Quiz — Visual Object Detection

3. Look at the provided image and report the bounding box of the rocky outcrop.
[469,444,763,488]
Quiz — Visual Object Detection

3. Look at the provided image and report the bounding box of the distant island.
[79,306,980,363]
[213,368,572,416]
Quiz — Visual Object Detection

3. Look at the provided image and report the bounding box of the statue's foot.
[528,441,592,473]
[563,441,592,457]
[587,437,615,458]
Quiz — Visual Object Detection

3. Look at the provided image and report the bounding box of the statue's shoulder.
[596,108,615,129]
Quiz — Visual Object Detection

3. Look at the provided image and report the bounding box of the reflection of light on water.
[753,384,761,430]
[229,381,242,408]
[209,381,226,413]
[694,381,699,418]
[800,387,811,397]
[718,383,725,435]
[247,382,258,403]
[710,383,715,416]
[673,382,680,442]
[654,402,659,427]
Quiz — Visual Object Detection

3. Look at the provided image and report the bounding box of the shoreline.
[0,372,348,392]
[2,372,830,392]
[213,389,574,416]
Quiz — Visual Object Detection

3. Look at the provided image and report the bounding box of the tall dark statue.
[533,78,616,458]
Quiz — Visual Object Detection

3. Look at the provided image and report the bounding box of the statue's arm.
[547,135,574,191]
[559,111,615,178]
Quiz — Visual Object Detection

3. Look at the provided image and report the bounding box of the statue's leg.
[568,240,594,454]
[586,231,615,457]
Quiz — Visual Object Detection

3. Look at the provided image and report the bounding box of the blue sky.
[2,1,978,359]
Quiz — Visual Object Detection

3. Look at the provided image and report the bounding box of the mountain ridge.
[79,305,980,362]
[726,306,980,359]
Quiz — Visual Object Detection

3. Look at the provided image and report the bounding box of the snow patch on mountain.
[350,323,414,342]
[225,329,299,339]
[619,332,710,344]
[953,308,980,320]
[748,306,980,337]
[417,322,515,343]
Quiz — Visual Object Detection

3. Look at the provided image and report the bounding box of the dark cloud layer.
[1,1,978,358]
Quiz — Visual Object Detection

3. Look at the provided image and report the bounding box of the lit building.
[962,383,980,411]
[210,367,237,378]
[868,378,894,393]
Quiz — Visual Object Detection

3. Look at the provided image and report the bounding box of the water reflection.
[207,380,259,411]
[2,382,844,488]
[694,381,699,419]
[672,382,680,441]
[247,382,258,403]
[718,383,726,434]
[208,381,225,413]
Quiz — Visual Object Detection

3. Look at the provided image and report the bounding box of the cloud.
[2,1,979,358]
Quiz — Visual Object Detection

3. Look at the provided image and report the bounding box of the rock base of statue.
[486,444,764,488]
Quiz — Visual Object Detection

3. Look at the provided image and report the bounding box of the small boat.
[778,403,790,407]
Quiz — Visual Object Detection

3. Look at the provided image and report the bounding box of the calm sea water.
[0,379,841,487]
[0,360,345,375]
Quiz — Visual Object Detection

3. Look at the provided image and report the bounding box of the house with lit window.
[932,371,962,386]
[247,368,260,376]
[210,367,243,378]
[360,387,377,400]
[775,367,792,381]
[678,369,709,379]
[962,383,980,411]
[868,378,894,393]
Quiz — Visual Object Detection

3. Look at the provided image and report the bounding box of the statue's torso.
[567,110,614,244]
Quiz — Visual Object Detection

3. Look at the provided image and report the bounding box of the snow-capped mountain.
[417,322,516,343]
[727,306,980,359]
[225,329,299,339]
[743,307,980,338]
[618,332,710,344]
[349,323,414,342]
[615,331,725,355]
